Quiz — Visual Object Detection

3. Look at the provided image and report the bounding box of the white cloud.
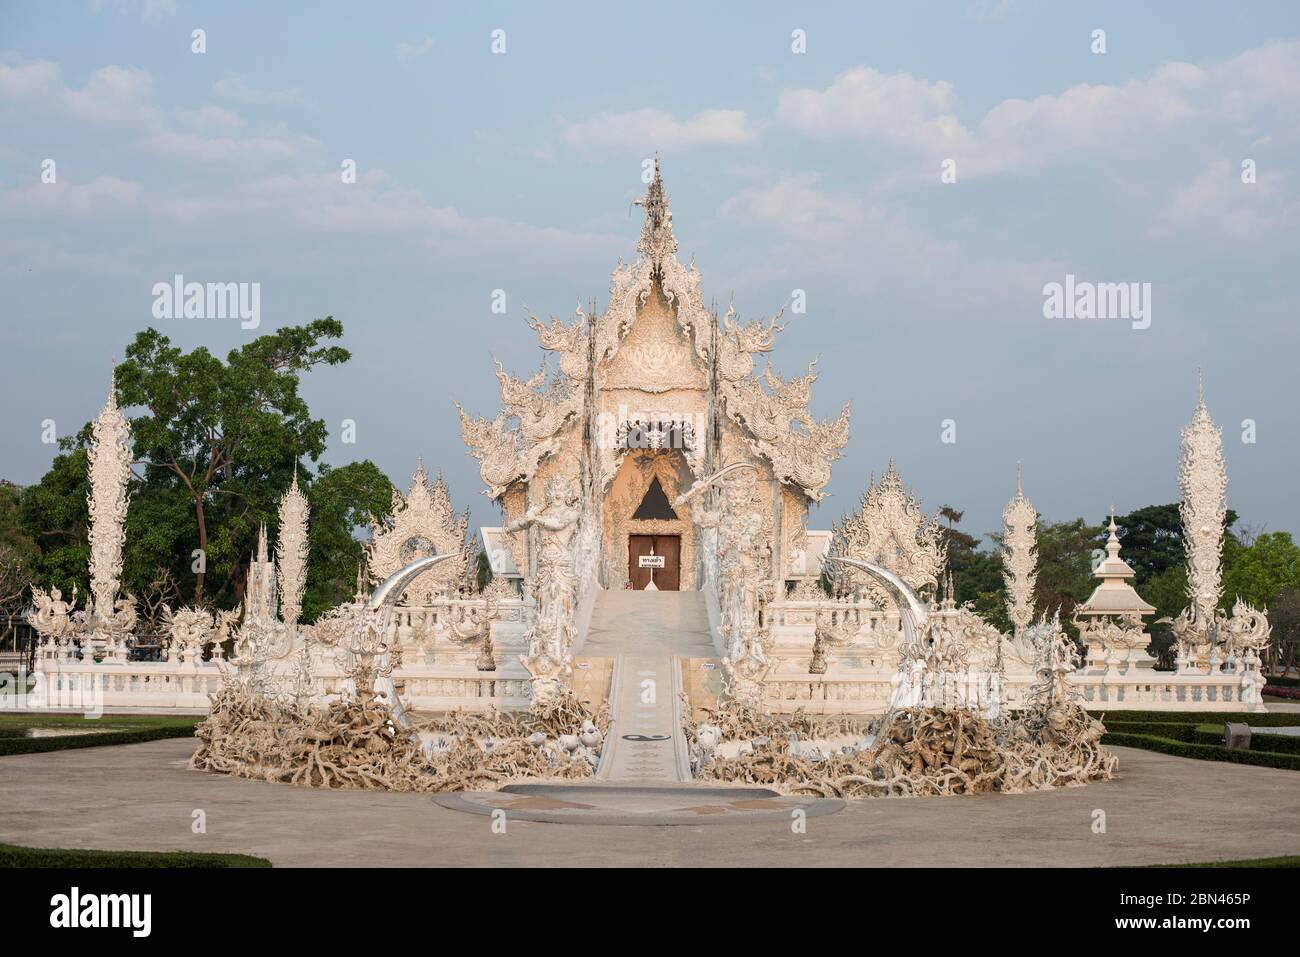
[213,76,308,108]
[147,130,318,161]
[560,107,756,153]
[717,172,1059,320]
[178,103,245,131]
[776,41,1300,180]
[395,36,434,63]
[0,59,156,127]
[776,67,968,154]
[1150,159,1297,241]
[3,175,143,215]
[90,0,176,20]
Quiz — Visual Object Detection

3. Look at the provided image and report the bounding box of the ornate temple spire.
[1178,372,1227,626]
[87,363,133,621]
[276,466,309,628]
[634,157,677,271]
[1078,506,1156,618]
[1001,463,1038,639]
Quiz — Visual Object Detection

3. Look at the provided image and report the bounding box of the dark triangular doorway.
[632,476,678,520]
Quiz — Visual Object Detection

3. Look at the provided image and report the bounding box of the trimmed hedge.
[1263,675,1300,688]
[1102,732,1300,771]
[1149,856,1300,868]
[1088,710,1300,727]
[0,843,270,868]
[0,722,197,757]
[1191,724,1300,755]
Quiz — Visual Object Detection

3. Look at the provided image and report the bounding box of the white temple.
[26,166,1270,715]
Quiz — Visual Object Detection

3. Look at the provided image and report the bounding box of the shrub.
[0,843,270,868]
[0,723,197,757]
[1101,732,1300,771]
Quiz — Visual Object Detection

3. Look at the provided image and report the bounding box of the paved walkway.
[2,739,1297,866]
[579,591,715,784]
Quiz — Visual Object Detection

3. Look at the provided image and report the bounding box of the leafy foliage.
[302,461,395,622]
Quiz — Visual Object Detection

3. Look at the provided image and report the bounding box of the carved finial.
[256,523,268,563]
[634,155,677,269]
[1002,465,1038,638]
[1197,368,1204,406]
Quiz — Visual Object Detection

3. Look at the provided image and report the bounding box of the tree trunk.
[194,496,208,603]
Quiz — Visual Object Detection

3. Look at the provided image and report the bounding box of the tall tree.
[302,461,395,622]
[939,505,1010,632]
[114,320,350,604]
[1220,531,1300,610]
[1033,518,1106,636]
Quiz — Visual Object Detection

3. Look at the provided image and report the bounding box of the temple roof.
[457,161,850,501]
[1079,510,1156,616]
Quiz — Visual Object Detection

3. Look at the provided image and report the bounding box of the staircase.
[579,591,715,783]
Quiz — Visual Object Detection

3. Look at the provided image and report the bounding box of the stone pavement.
[579,590,716,784]
[2,738,1298,866]
[434,784,844,825]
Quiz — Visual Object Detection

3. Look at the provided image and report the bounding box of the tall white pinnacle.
[1178,372,1227,626]
[1001,463,1038,639]
[276,466,309,628]
[87,364,133,621]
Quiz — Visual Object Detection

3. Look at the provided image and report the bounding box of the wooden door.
[628,534,681,590]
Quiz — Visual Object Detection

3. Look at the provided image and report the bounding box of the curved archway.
[823,555,929,646]
[366,553,456,727]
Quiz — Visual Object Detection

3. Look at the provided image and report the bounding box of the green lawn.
[0,843,270,868]
[0,712,200,756]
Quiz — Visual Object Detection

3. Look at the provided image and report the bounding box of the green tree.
[18,448,90,598]
[1220,531,1300,610]
[1033,518,1106,636]
[302,461,395,622]
[937,504,1010,632]
[114,320,350,605]
[0,481,39,647]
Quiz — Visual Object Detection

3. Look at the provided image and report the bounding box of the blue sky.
[1,0,1298,541]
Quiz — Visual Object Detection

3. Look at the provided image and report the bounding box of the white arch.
[823,555,929,646]
[365,553,456,728]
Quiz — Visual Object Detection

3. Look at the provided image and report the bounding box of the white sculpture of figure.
[445,595,499,671]
[27,586,78,659]
[507,474,581,707]
[676,464,773,707]
[161,606,215,666]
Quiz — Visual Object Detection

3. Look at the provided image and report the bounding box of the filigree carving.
[832,461,947,600]
[1178,373,1227,632]
[366,462,470,600]
[87,368,133,637]
[507,474,581,708]
[457,159,847,507]
[1001,466,1038,638]
[276,469,309,628]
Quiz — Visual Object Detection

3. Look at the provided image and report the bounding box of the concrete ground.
[1,739,1296,866]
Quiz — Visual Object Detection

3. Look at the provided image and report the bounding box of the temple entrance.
[628,534,680,590]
